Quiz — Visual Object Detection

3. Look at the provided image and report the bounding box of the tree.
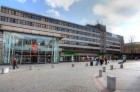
[128,35,136,59]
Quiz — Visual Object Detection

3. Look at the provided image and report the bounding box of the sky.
[0,0,140,43]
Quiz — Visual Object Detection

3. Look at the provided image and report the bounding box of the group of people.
[95,56,108,66]
[83,56,108,66]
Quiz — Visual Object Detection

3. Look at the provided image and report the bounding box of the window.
[11,10,15,15]
[20,12,24,17]
[10,18,15,23]
[36,16,41,21]
[41,24,46,28]
[25,21,31,26]
[1,8,6,13]
[15,11,19,16]
[20,20,26,25]
[31,15,36,19]
[15,19,20,24]
[6,9,9,14]
[5,17,9,22]
[41,18,46,22]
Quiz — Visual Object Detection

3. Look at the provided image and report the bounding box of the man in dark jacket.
[12,58,19,69]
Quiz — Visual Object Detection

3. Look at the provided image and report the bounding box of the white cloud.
[17,0,26,3]
[93,0,140,43]
[81,18,88,25]
[47,9,60,16]
[45,0,79,11]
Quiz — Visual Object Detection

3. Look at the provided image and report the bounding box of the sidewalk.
[94,60,140,92]
[0,62,99,92]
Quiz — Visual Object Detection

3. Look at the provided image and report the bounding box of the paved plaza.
[0,60,140,92]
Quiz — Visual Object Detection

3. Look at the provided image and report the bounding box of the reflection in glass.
[2,32,60,64]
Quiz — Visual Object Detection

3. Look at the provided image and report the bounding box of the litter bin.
[90,61,93,66]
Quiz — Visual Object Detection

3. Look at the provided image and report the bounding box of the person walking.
[95,57,99,66]
[104,56,108,65]
[100,56,104,65]
[12,58,19,69]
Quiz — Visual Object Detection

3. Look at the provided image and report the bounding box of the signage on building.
[32,44,38,53]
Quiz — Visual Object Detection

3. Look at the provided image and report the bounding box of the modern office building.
[0,6,124,64]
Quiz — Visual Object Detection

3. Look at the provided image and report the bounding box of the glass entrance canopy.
[2,32,60,64]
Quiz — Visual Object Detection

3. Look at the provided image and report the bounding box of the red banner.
[32,44,38,53]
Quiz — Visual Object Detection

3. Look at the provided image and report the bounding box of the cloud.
[17,0,26,3]
[81,18,88,25]
[47,9,60,16]
[93,0,140,43]
[45,0,79,11]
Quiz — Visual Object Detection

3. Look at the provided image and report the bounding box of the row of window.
[106,32,120,38]
[106,41,120,46]
[0,16,46,28]
[61,34,100,42]
[0,16,100,38]
[61,40,100,47]
[106,46,120,49]
[13,38,49,46]
[62,47,98,52]
[1,7,100,33]
[106,37,120,42]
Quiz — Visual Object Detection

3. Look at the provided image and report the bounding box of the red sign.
[32,44,38,53]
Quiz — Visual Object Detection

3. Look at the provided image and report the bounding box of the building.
[0,6,124,64]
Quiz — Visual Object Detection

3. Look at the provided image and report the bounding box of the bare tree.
[128,35,136,59]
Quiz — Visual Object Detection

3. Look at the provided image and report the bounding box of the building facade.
[0,6,124,64]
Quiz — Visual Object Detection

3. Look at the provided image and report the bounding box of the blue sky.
[0,0,140,43]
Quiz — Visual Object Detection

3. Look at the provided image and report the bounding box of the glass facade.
[2,32,60,64]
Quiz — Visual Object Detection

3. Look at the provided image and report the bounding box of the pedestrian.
[100,56,104,65]
[95,57,99,66]
[84,57,88,62]
[12,58,19,69]
[104,56,108,65]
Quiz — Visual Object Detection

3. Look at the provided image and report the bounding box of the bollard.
[102,67,106,72]
[29,65,34,70]
[72,64,74,67]
[120,64,123,68]
[107,75,116,91]
[1,67,9,74]
[110,65,113,70]
[85,63,88,66]
[99,70,102,77]
[51,64,54,68]
[90,61,93,66]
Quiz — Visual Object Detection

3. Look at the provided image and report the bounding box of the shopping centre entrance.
[2,32,60,64]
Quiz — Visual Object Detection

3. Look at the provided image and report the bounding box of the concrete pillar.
[72,64,74,67]
[120,64,123,68]
[99,70,102,77]
[110,65,113,70]
[107,75,116,91]
[85,63,88,66]
[51,64,54,68]
[102,67,106,72]
[1,67,9,74]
